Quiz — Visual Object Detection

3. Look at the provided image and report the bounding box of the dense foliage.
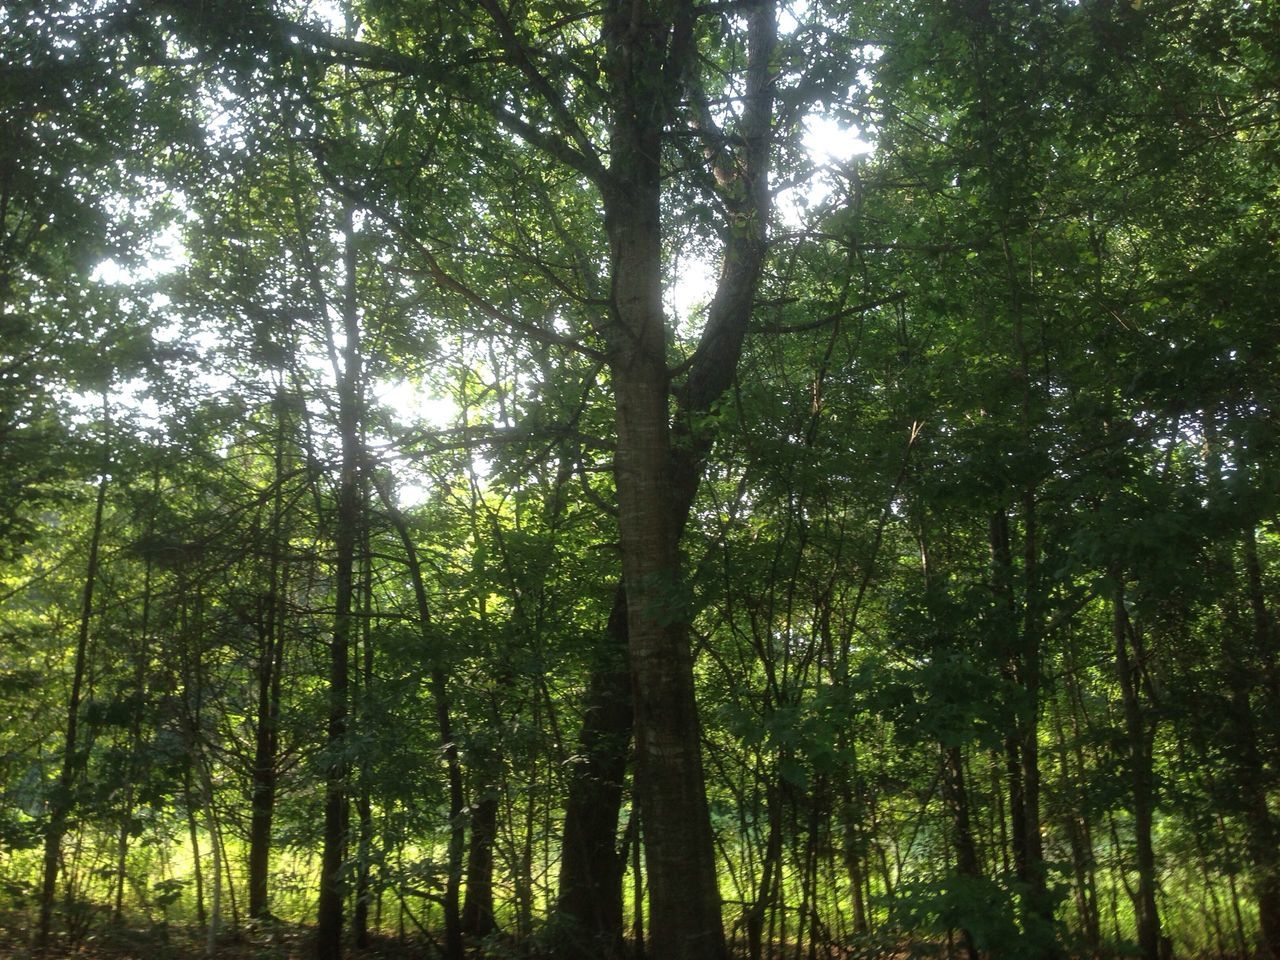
[2,0,1278,958]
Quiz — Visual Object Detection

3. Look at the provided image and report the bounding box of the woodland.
[1,1,1278,959]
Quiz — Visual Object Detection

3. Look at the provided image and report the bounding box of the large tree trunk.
[461,791,499,938]
[603,34,726,938]
[555,5,776,955]
[612,356,726,960]
[555,588,632,958]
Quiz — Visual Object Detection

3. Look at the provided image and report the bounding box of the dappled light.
[2,1,1278,960]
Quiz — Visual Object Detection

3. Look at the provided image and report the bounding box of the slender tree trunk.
[942,746,982,884]
[1005,736,1029,873]
[354,544,374,948]
[840,790,869,936]
[1112,576,1161,960]
[1241,528,1280,959]
[632,808,645,958]
[354,792,374,945]
[205,780,222,957]
[184,766,207,929]
[37,426,109,949]
[1051,700,1100,954]
[747,781,783,960]
[1015,491,1054,943]
[317,204,363,960]
[249,404,288,921]
[941,745,981,960]
[371,475,465,960]
[990,507,1055,944]
[114,468,155,924]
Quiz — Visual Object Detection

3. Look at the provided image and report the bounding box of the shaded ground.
[0,918,885,960]
[6,911,1194,960]
[0,913,439,960]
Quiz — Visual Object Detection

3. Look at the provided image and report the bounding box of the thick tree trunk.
[600,5,727,951]
[613,364,725,960]
[461,792,499,937]
[454,1,773,952]
[556,588,631,959]
[601,44,724,935]
[557,5,776,954]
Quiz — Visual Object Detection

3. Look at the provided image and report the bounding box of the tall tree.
[36,398,110,948]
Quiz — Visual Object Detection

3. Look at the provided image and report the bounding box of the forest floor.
[0,915,432,960]
[0,918,891,960]
[0,910,918,960]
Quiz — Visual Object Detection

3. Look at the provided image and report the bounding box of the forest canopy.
[2,1,1278,959]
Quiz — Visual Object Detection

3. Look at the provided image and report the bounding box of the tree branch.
[312,160,607,362]
[471,0,609,186]
[755,291,907,334]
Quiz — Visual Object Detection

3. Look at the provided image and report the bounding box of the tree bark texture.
[555,588,632,958]
[461,792,499,938]
[555,5,776,956]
